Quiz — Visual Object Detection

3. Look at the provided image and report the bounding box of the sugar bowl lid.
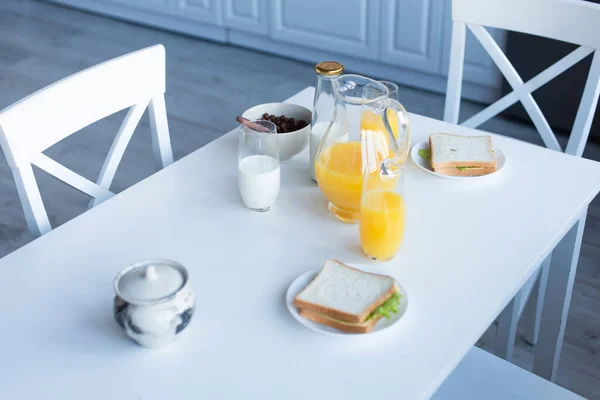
[114,259,189,305]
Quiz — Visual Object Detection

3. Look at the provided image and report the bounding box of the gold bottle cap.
[315,61,344,76]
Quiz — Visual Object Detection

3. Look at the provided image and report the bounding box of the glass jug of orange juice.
[314,75,410,223]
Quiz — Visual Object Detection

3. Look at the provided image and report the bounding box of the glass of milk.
[238,120,280,212]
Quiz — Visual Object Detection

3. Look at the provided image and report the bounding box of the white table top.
[1,87,599,400]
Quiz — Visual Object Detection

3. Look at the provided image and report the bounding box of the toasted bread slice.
[298,309,384,334]
[434,166,497,177]
[430,133,496,173]
[294,260,398,324]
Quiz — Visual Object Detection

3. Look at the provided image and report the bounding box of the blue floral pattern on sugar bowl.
[113,259,195,349]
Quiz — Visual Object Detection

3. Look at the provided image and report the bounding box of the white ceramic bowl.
[242,103,311,161]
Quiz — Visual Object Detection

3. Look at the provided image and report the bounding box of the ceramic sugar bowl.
[113,259,195,349]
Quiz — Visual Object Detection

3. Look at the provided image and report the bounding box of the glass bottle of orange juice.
[310,61,344,183]
[359,158,406,261]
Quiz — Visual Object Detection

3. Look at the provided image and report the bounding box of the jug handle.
[383,98,411,166]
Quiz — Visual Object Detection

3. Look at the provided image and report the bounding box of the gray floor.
[1,0,599,398]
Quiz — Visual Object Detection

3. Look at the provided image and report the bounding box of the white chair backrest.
[0,44,173,237]
[444,0,600,157]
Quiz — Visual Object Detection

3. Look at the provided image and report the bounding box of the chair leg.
[148,94,173,169]
[495,290,522,362]
[533,210,587,381]
[11,164,51,237]
[523,254,552,346]
[443,22,466,124]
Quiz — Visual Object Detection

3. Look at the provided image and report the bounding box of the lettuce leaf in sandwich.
[365,292,402,321]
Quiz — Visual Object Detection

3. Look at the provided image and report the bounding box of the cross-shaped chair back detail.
[0,44,173,237]
[444,0,600,157]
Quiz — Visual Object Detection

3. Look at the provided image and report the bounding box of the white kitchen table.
[1,87,599,400]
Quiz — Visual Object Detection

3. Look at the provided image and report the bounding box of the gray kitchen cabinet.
[464,27,506,95]
[441,9,506,100]
[173,0,223,25]
[269,0,381,60]
[381,0,504,102]
[98,0,224,25]
[98,0,175,13]
[260,0,503,102]
[43,0,228,42]
[41,0,505,103]
[380,0,447,75]
[223,0,269,35]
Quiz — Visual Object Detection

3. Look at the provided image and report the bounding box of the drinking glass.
[238,120,280,211]
[380,81,399,101]
[359,158,406,261]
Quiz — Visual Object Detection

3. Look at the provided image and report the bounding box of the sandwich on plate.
[429,132,497,177]
[294,260,401,334]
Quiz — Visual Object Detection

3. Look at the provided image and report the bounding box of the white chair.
[432,347,583,399]
[444,0,600,380]
[0,44,173,238]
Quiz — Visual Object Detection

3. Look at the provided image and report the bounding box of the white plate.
[286,264,408,336]
[410,140,506,180]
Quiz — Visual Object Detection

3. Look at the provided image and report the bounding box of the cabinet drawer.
[269,0,380,59]
[97,0,223,25]
[173,0,223,25]
[223,0,268,35]
[380,0,446,74]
